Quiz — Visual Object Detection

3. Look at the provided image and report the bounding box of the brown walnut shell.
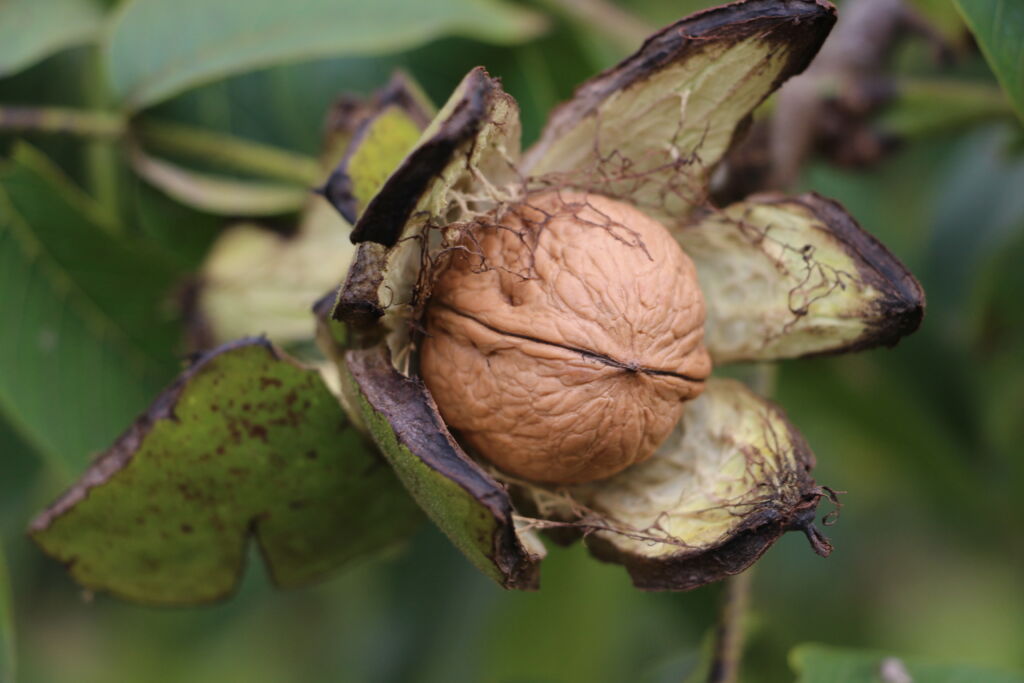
[420,191,711,484]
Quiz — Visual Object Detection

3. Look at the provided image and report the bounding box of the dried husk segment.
[522,0,837,227]
[517,378,830,590]
[678,193,925,363]
[333,66,523,370]
[345,345,544,590]
[319,71,435,225]
[319,69,547,589]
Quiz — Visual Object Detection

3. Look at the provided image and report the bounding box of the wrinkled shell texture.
[420,192,711,484]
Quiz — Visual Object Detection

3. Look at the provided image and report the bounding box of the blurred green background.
[2,0,1023,681]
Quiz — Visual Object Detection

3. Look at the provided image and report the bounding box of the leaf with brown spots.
[29,338,421,605]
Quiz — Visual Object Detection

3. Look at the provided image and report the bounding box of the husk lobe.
[345,345,541,589]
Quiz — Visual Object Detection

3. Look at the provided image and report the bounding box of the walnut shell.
[420,192,711,484]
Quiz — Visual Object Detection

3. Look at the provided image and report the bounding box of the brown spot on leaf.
[248,423,268,442]
[177,484,199,501]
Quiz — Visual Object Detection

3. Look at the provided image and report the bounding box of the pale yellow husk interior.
[523,378,806,558]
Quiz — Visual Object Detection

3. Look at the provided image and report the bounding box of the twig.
[0,108,321,186]
[703,363,773,683]
[769,0,950,188]
[706,569,755,683]
[0,543,15,683]
[748,363,777,397]
[83,47,121,228]
[136,121,322,185]
[0,106,123,138]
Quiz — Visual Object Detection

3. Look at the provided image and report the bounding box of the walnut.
[420,192,711,484]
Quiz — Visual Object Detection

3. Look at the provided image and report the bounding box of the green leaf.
[955,0,1024,123]
[0,0,104,78]
[791,644,1024,683]
[0,544,13,683]
[31,339,422,605]
[0,144,181,475]
[105,0,548,110]
[879,80,1016,138]
[129,146,309,216]
[126,177,222,272]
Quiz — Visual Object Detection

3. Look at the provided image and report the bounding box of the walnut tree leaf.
[106,0,548,111]
[0,143,181,475]
[30,338,421,605]
[791,644,1024,683]
[955,0,1024,124]
[0,0,103,78]
[0,544,14,683]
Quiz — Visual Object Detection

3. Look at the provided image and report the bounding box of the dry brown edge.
[522,0,838,173]
[27,338,300,603]
[345,344,541,589]
[583,400,831,591]
[317,72,435,225]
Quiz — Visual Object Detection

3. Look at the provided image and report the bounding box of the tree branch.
[0,106,123,138]
[706,569,755,683]
[136,121,322,185]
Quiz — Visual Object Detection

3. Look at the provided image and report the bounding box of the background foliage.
[1,0,1023,681]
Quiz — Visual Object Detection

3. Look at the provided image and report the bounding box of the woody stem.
[705,362,774,683]
[707,568,755,683]
[0,107,321,186]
